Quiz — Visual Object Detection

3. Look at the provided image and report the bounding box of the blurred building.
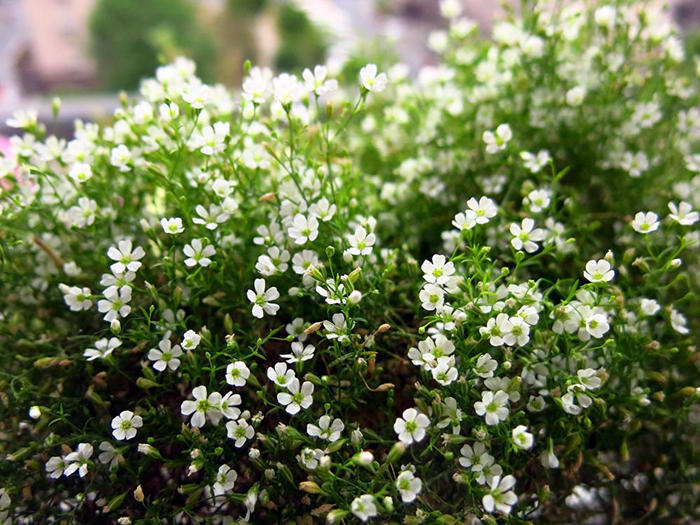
[3,0,96,98]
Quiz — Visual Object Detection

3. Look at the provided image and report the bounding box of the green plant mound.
[0,1,698,523]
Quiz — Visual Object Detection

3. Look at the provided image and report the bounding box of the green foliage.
[90,0,216,90]
[275,3,327,72]
[0,1,699,523]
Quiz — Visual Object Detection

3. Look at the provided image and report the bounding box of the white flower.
[219,391,242,420]
[525,188,552,213]
[280,341,315,363]
[161,217,184,234]
[670,308,689,334]
[520,149,551,173]
[192,204,227,230]
[226,361,250,387]
[307,415,345,442]
[351,494,378,522]
[111,410,143,441]
[479,313,512,347]
[474,390,510,425]
[431,358,458,385]
[359,64,388,93]
[181,385,220,428]
[452,210,477,231]
[213,464,237,496]
[511,425,534,450]
[58,283,92,311]
[267,362,296,387]
[540,449,559,468]
[347,226,376,256]
[84,337,121,360]
[110,144,132,171]
[594,5,616,27]
[421,254,455,285]
[640,298,661,316]
[393,408,430,445]
[324,313,349,342]
[474,354,498,378]
[565,86,586,106]
[303,65,338,96]
[148,339,183,371]
[277,378,314,414]
[286,317,308,341]
[299,447,325,470]
[584,311,610,339]
[507,316,530,347]
[510,218,546,253]
[97,286,132,322]
[483,124,512,154]
[440,0,462,18]
[396,469,422,503]
[6,108,37,129]
[226,419,254,447]
[561,390,592,415]
[98,441,123,470]
[631,211,660,233]
[189,122,229,155]
[419,283,445,311]
[69,162,93,183]
[183,238,216,267]
[182,82,212,109]
[620,151,648,177]
[668,201,698,226]
[577,368,602,390]
[288,214,319,245]
[107,240,145,274]
[459,441,493,472]
[46,456,67,478]
[64,443,93,478]
[247,278,280,318]
[583,259,615,283]
[483,475,517,515]
[181,329,201,351]
[466,196,498,223]
[309,197,336,221]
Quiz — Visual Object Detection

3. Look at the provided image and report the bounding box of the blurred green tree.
[90,0,216,90]
[275,3,327,72]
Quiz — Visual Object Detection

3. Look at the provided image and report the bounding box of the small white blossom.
[483,124,512,154]
[111,410,143,441]
[351,494,378,522]
[161,217,184,234]
[511,425,534,450]
[359,64,388,93]
[226,361,250,387]
[583,259,615,283]
[247,278,280,318]
[474,390,510,426]
[396,469,422,503]
[631,211,660,233]
[277,378,314,414]
[393,408,430,445]
[183,238,216,267]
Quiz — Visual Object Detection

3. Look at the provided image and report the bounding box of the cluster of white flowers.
[0,0,697,522]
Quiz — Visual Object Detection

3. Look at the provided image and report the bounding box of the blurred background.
[1,0,699,136]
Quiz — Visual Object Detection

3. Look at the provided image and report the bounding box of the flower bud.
[348,290,363,305]
[386,441,406,464]
[354,450,374,466]
[351,428,363,446]
[327,510,350,524]
[299,480,324,494]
